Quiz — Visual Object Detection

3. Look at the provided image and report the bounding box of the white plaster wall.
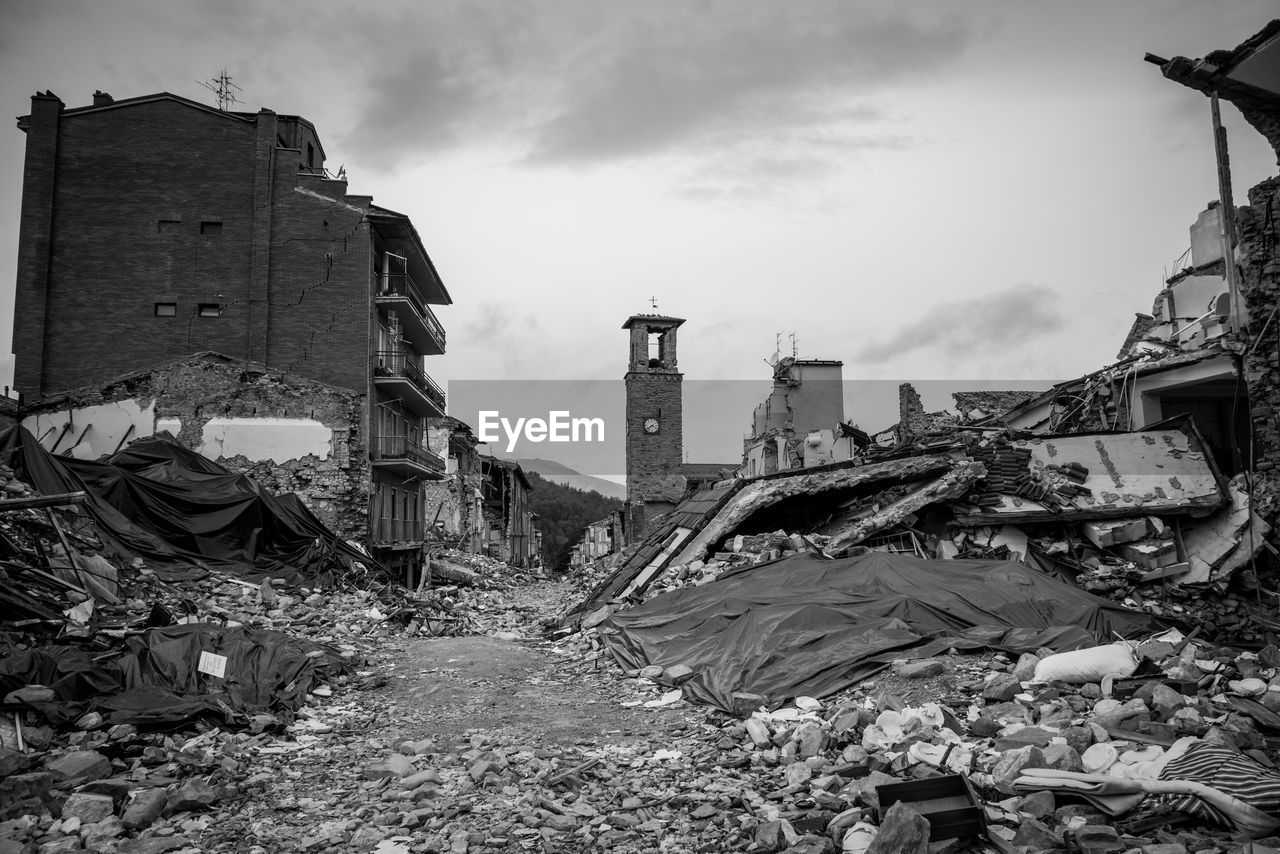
[1167,275,1228,346]
[22,398,157,460]
[156,417,183,437]
[802,429,835,468]
[198,417,332,463]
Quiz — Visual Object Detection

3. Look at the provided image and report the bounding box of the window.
[197,303,221,318]
[157,220,180,233]
[199,221,223,235]
[154,302,177,317]
[307,142,315,167]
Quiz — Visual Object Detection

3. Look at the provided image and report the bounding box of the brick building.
[622,314,686,540]
[10,89,452,580]
[620,313,737,543]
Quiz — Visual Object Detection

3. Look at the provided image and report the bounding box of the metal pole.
[1211,92,1247,333]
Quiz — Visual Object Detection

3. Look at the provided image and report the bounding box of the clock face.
[643,417,660,434]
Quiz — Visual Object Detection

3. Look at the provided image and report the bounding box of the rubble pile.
[567,551,624,591]
[428,549,544,589]
[643,530,831,598]
[0,464,35,499]
[0,462,550,852]
[0,579,560,854]
[7,494,1280,854]
[0,510,495,647]
[545,614,1280,853]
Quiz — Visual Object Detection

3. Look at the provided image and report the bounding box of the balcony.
[371,435,445,480]
[376,274,446,355]
[374,350,446,416]
[370,516,424,546]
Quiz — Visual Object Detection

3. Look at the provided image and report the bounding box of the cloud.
[854,284,1063,363]
[464,302,516,343]
[529,6,972,164]
[335,2,976,175]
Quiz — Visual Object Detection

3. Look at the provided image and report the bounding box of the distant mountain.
[516,458,627,500]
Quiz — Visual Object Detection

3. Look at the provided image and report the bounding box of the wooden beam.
[61,422,92,455]
[46,421,74,454]
[1210,92,1246,333]
[0,492,87,512]
[112,423,136,455]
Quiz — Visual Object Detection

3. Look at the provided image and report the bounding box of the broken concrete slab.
[44,751,111,787]
[825,460,986,553]
[670,455,958,570]
[1082,518,1151,548]
[1181,479,1272,584]
[954,426,1228,525]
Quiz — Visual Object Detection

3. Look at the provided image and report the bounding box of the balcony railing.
[372,516,423,544]
[378,273,446,350]
[374,351,446,411]
[373,435,445,473]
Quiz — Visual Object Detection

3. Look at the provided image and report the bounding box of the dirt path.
[383,634,688,746]
[218,581,717,853]
[373,581,693,746]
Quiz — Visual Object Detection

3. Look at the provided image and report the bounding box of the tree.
[526,472,622,572]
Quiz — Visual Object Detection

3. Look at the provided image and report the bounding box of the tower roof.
[621,313,685,330]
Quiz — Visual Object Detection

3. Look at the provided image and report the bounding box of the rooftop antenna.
[789,332,798,358]
[197,70,243,111]
[767,332,782,367]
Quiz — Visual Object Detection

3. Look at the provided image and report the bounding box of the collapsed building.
[419,417,541,569]
[568,513,624,573]
[572,21,1280,647]
[8,89,458,583]
[478,456,540,569]
[743,357,863,477]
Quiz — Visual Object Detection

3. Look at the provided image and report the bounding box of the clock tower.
[622,313,685,542]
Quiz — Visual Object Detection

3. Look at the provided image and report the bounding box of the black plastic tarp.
[603,551,1173,714]
[0,426,375,582]
[0,623,345,728]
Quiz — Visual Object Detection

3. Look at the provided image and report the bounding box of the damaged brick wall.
[897,383,929,443]
[21,355,370,542]
[1237,176,1280,525]
[265,175,372,391]
[625,371,685,535]
[158,359,368,542]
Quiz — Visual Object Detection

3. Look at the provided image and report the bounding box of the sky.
[2,1,1278,472]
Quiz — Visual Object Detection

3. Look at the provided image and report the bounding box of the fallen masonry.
[5,434,1280,854]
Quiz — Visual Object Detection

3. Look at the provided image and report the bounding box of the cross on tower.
[649,296,659,311]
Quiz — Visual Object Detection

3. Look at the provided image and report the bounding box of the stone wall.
[1237,176,1280,524]
[19,354,369,540]
[897,383,928,442]
[422,425,483,549]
